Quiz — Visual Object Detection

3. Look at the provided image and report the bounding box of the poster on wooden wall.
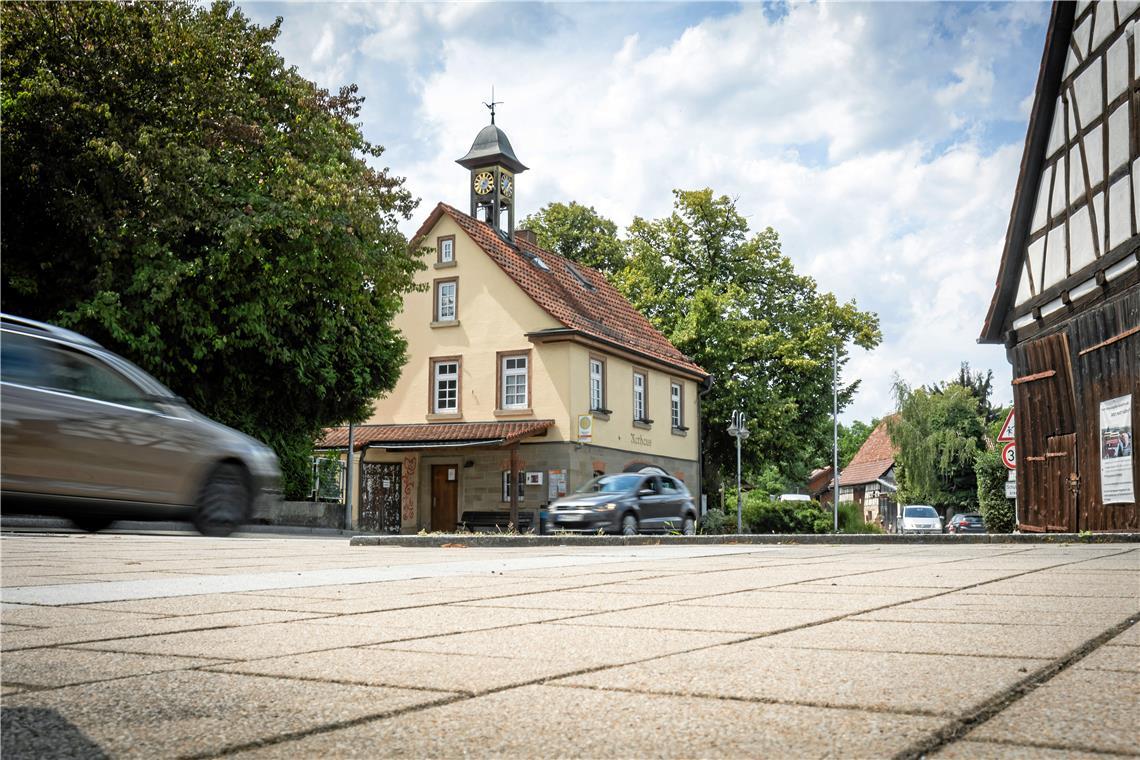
[1100,395,1134,504]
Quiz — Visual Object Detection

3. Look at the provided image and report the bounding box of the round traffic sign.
[1001,441,1017,470]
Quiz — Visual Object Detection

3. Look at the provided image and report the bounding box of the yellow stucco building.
[321,121,709,533]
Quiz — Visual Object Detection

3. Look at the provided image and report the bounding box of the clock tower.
[456,118,527,239]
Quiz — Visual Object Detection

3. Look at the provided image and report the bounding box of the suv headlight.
[596,502,618,511]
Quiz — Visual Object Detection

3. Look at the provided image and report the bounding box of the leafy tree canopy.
[838,418,881,468]
[1,1,422,496]
[888,378,986,510]
[928,362,1000,424]
[520,202,627,276]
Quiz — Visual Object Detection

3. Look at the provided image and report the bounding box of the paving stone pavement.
[0,533,1136,759]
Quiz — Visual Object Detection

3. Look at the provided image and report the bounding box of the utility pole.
[832,346,839,533]
[345,422,355,532]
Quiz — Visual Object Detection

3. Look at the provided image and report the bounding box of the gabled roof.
[319,420,555,451]
[837,418,897,488]
[980,3,1075,343]
[411,202,708,379]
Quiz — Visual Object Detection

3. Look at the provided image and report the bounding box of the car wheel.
[70,515,114,533]
[621,513,638,536]
[194,463,250,537]
[681,515,696,535]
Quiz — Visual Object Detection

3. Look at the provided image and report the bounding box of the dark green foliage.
[836,501,884,533]
[975,448,1015,533]
[1,2,421,498]
[741,491,832,533]
[698,509,736,535]
[520,202,627,276]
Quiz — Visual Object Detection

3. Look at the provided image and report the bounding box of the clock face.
[499,172,513,197]
[473,171,494,195]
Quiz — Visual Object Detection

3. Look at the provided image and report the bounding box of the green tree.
[888,379,986,510]
[615,189,881,493]
[1,2,421,497]
[929,362,999,424]
[520,202,627,276]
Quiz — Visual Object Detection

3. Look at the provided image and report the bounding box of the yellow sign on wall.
[577,414,593,443]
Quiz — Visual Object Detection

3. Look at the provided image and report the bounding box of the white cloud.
[242,0,1046,424]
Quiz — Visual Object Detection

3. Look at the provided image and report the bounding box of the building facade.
[981,2,1138,532]
[321,121,709,533]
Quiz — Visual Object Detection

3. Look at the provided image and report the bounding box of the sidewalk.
[1,534,1136,758]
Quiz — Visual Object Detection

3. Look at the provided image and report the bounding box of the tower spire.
[482,86,503,125]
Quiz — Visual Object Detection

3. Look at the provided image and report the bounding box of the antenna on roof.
[483,86,503,125]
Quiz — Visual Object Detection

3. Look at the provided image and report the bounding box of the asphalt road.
[1,532,1137,758]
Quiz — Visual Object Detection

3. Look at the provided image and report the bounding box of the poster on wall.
[548,469,567,500]
[1100,395,1135,504]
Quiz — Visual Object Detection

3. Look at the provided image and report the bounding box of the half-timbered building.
[981,1,1139,532]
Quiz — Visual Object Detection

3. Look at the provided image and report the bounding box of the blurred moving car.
[946,512,986,534]
[897,504,943,534]
[546,472,698,535]
[1,314,280,536]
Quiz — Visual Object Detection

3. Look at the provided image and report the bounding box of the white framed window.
[500,354,528,409]
[590,358,605,411]
[633,371,646,421]
[435,280,456,322]
[437,235,455,264]
[670,382,683,429]
[433,359,459,413]
[501,471,525,502]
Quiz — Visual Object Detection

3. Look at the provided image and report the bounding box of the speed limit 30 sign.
[1001,441,1017,470]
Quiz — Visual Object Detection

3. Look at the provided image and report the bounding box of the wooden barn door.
[1012,332,1079,531]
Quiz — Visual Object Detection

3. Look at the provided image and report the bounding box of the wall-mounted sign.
[1004,480,1017,499]
[577,414,593,443]
[548,469,567,500]
[447,468,456,481]
[1100,395,1134,504]
[525,471,543,486]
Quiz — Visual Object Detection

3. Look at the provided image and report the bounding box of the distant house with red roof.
[833,418,898,527]
[319,120,709,533]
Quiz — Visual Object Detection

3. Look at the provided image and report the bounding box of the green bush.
[975,448,1015,532]
[699,509,737,535]
[835,501,885,533]
[740,491,831,534]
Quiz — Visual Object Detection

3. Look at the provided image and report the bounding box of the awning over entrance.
[318,420,555,452]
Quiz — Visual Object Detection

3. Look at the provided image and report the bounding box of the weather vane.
[483,86,503,125]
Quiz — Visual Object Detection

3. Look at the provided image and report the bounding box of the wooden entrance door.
[431,465,458,532]
[1013,332,1078,531]
[360,462,402,534]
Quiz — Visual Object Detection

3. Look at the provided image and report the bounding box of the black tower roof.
[456,124,528,174]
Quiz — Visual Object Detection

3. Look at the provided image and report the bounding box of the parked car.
[946,512,986,534]
[546,472,698,535]
[0,313,280,535]
[897,504,943,534]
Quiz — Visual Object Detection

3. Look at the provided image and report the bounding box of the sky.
[236,0,1052,424]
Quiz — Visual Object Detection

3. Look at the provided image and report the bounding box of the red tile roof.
[411,203,707,379]
[837,418,898,487]
[318,420,555,451]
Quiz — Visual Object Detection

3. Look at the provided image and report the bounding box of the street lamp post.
[727,410,750,534]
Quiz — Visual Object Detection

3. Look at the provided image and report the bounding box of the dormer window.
[566,262,596,291]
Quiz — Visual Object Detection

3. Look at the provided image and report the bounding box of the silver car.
[1,314,280,535]
[546,472,698,535]
[898,504,943,535]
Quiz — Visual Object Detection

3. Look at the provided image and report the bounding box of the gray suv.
[1,314,280,535]
[546,472,698,535]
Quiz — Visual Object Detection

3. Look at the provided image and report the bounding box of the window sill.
[633,419,653,430]
[434,260,457,269]
[426,412,462,421]
[590,409,611,421]
[430,320,461,328]
[494,408,534,417]
[671,427,688,437]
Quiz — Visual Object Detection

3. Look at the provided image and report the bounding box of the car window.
[659,476,679,494]
[40,344,158,411]
[576,474,641,494]
[641,477,660,494]
[904,506,938,518]
[0,331,48,387]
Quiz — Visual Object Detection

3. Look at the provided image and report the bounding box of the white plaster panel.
[1013,313,1036,330]
[1108,174,1133,249]
[1134,158,1140,228]
[1122,3,1140,22]
[1069,202,1097,273]
[1041,296,1066,318]
[1086,124,1105,188]
[1065,46,1081,81]
[1070,145,1087,204]
[1051,157,1067,218]
[1032,165,1052,233]
[1069,277,1099,303]
[1091,3,1117,53]
[1046,97,1066,158]
[1015,263,1033,307]
[1107,255,1138,279]
[1107,35,1130,102]
[1073,61,1103,124]
[1135,20,1140,74]
[1068,95,1079,137]
[1108,102,1130,173]
[1091,190,1107,256]
[1044,224,1068,291]
[1026,236,1045,297]
[1074,15,1093,57]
